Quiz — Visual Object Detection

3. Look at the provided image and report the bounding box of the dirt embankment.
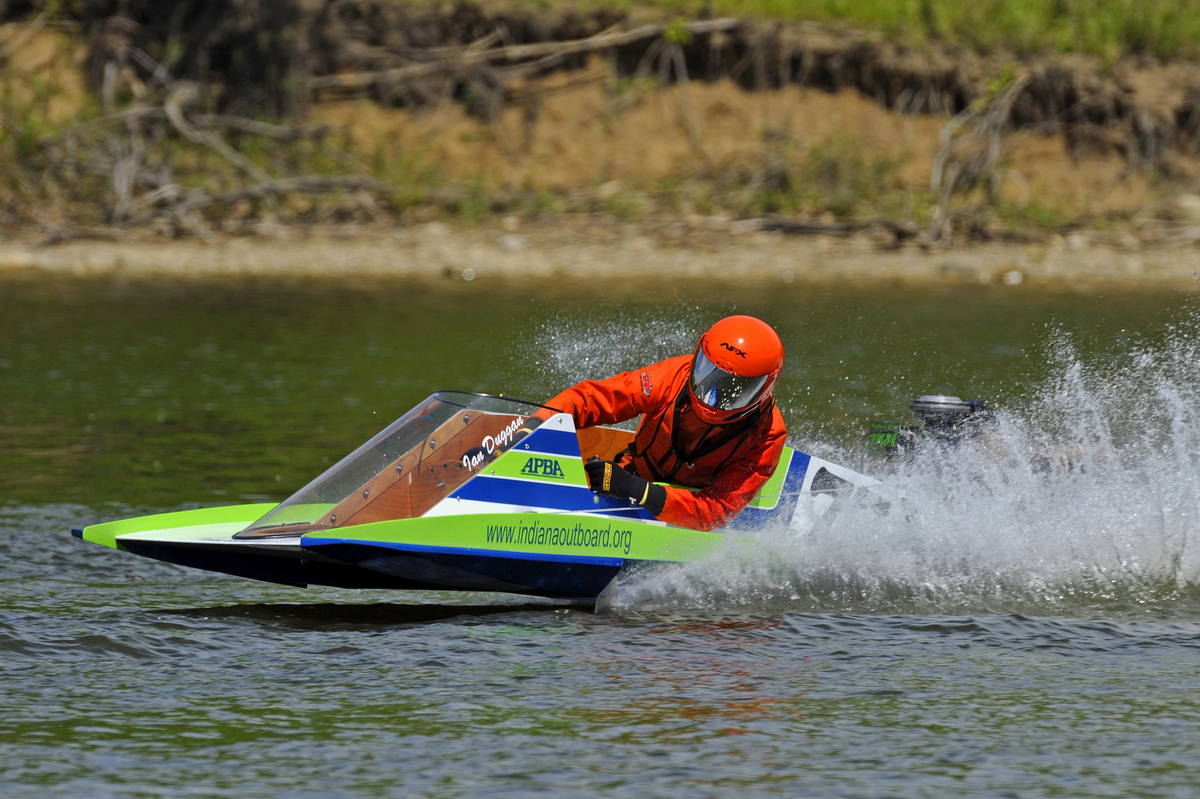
[1,217,1192,290]
[5,1,1200,269]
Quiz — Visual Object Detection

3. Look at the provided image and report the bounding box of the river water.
[3,272,1200,797]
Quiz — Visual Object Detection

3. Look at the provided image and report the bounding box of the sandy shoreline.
[2,219,1199,288]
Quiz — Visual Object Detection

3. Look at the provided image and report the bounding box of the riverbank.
[3,218,1197,288]
[9,3,1200,251]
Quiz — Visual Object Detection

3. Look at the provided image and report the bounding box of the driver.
[543,315,787,532]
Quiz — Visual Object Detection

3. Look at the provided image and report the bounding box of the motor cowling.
[909,395,990,442]
[864,393,993,461]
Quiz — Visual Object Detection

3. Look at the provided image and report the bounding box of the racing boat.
[73,392,875,604]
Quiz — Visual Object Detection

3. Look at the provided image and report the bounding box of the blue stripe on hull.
[450,476,657,520]
[520,427,582,457]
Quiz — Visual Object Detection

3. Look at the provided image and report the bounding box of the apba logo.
[520,457,566,479]
[640,371,652,397]
[719,341,747,358]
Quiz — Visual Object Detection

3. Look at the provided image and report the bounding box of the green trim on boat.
[747,448,794,510]
[304,512,730,563]
[488,449,587,485]
[80,503,277,550]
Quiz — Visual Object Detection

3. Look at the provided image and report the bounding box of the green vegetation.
[504,0,1200,62]
[24,0,1200,62]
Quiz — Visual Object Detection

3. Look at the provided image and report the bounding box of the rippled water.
[4,274,1200,796]
[5,503,1200,797]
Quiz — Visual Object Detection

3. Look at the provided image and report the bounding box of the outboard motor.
[864,393,991,460]
[909,395,990,444]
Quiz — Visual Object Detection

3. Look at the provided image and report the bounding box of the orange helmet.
[688,315,784,424]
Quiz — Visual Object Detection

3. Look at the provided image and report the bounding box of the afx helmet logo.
[520,457,566,479]
[719,341,747,358]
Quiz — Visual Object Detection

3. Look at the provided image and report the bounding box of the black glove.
[584,458,667,516]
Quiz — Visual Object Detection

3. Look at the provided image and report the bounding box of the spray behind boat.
[863,394,993,463]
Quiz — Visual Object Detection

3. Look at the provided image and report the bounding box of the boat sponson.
[116,538,436,590]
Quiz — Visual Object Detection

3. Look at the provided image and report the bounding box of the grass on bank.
[494,0,1200,62]
[13,0,1200,62]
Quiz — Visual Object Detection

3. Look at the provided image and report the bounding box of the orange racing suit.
[545,354,787,531]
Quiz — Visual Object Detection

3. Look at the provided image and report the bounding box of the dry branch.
[929,74,1031,242]
[176,176,385,213]
[20,39,386,243]
[193,115,329,140]
[308,18,739,93]
[164,83,272,185]
[53,106,164,141]
[121,176,384,230]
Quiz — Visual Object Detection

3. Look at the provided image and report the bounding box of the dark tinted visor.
[690,349,769,411]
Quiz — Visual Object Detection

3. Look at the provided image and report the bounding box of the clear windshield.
[238,392,547,537]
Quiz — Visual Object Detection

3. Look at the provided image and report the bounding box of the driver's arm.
[538,355,689,429]
[658,445,783,531]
